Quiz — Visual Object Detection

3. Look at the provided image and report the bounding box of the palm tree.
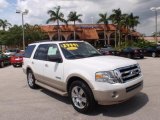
[110,8,123,46]
[46,6,64,40]
[0,19,12,31]
[128,13,140,31]
[97,13,109,45]
[120,14,131,46]
[68,11,82,40]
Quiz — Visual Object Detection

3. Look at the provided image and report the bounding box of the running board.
[35,81,67,96]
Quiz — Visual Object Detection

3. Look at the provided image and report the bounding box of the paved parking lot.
[0,57,160,120]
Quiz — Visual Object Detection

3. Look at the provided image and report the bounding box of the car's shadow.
[40,88,148,116]
[134,57,147,60]
[40,88,71,104]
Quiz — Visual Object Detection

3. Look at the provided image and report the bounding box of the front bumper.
[93,78,143,105]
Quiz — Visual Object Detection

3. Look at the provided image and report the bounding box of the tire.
[69,80,95,113]
[13,64,16,67]
[152,52,156,58]
[27,70,37,89]
[127,53,132,58]
[140,56,144,59]
[0,62,4,68]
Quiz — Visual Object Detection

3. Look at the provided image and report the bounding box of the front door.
[43,44,64,91]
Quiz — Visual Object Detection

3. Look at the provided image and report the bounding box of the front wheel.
[13,64,16,67]
[27,70,37,89]
[0,62,4,68]
[69,81,95,113]
[127,53,132,58]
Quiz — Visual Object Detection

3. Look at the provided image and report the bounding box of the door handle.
[45,64,48,67]
[32,61,34,64]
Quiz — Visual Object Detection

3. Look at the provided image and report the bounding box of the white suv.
[23,41,143,113]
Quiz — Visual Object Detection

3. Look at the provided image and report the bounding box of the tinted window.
[34,44,50,60]
[157,46,160,49]
[47,44,62,61]
[15,53,24,57]
[24,45,36,58]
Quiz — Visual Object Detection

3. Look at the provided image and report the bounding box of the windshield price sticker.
[61,43,79,50]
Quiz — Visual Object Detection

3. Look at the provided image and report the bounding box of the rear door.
[31,44,49,81]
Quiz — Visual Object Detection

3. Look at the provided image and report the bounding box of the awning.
[81,29,99,40]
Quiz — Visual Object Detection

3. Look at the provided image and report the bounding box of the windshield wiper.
[67,54,87,59]
[88,53,102,57]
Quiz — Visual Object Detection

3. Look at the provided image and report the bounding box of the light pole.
[91,17,94,28]
[150,7,160,44]
[16,9,29,50]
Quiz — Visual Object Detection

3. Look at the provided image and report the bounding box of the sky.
[0,0,160,36]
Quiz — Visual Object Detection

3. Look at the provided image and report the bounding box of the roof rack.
[33,40,52,43]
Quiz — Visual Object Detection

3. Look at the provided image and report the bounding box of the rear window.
[15,53,24,57]
[24,45,36,58]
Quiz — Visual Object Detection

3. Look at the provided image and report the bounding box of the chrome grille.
[117,64,141,83]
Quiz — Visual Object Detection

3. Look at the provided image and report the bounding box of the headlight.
[95,71,119,84]
[137,63,142,74]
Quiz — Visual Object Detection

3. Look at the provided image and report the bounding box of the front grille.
[118,64,141,83]
[126,81,143,92]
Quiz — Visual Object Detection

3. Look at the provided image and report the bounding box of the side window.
[47,44,61,62]
[34,44,49,61]
[24,45,36,58]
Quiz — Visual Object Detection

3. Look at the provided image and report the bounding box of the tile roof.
[81,28,99,40]
[40,24,117,32]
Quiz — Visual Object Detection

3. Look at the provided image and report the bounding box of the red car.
[10,53,24,67]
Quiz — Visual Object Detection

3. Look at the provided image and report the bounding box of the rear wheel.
[152,52,156,58]
[27,70,37,89]
[69,80,95,113]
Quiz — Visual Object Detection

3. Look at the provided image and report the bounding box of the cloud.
[0,0,160,36]
[0,0,8,9]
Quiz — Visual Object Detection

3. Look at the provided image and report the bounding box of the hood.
[69,56,137,71]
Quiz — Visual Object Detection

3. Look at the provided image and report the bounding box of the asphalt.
[0,57,160,120]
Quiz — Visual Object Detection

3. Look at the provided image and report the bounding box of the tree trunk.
[104,29,107,45]
[125,35,127,47]
[3,26,5,31]
[115,31,117,48]
[107,35,110,45]
[74,21,76,40]
[57,20,60,41]
[118,30,121,46]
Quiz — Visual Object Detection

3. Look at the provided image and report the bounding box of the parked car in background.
[10,53,24,67]
[143,45,160,57]
[99,45,120,56]
[4,49,20,57]
[0,53,10,68]
[120,47,144,59]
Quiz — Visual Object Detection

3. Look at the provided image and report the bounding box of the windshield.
[59,42,102,59]
[101,47,114,51]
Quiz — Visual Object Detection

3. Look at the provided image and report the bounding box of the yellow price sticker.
[61,43,79,50]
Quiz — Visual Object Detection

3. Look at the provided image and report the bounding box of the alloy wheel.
[71,86,87,109]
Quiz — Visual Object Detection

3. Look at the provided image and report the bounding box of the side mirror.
[48,55,63,63]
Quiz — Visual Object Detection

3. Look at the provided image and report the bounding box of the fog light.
[111,91,119,99]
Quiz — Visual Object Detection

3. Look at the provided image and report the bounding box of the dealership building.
[41,24,141,46]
